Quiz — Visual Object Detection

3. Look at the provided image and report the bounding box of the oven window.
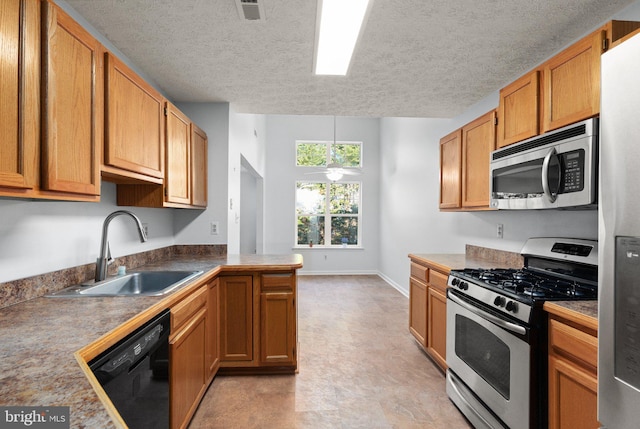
[455,314,511,399]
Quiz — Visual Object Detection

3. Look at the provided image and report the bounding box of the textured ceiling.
[64,0,636,118]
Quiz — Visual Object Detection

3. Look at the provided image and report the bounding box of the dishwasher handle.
[89,309,171,385]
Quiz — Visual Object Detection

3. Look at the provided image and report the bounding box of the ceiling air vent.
[235,0,265,21]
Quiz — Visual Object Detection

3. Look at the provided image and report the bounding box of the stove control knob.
[506,301,518,313]
[451,278,460,286]
[460,281,469,291]
[494,296,506,307]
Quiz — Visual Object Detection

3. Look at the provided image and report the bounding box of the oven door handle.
[448,372,496,429]
[448,292,527,336]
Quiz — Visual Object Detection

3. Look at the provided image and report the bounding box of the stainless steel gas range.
[445,237,598,429]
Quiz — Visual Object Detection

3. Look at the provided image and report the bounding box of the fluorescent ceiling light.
[314,0,372,76]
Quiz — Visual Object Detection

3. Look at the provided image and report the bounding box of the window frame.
[294,179,362,249]
[295,140,363,169]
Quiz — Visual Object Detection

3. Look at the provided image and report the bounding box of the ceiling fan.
[305,116,362,181]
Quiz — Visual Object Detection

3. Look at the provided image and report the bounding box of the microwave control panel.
[560,149,585,193]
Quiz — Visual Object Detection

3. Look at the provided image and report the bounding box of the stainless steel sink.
[47,270,203,297]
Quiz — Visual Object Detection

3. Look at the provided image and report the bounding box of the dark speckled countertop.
[0,254,302,429]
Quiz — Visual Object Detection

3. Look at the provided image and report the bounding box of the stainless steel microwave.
[490,118,598,210]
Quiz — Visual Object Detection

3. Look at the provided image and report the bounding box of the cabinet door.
[548,356,598,429]
[42,1,101,195]
[461,110,495,208]
[427,286,447,371]
[497,70,539,148]
[207,279,220,380]
[542,30,601,133]
[170,307,207,429]
[409,277,428,347]
[191,123,208,207]
[165,102,191,204]
[104,53,164,181]
[439,129,462,209]
[0,0,38,191]
[260,291,296,364]
[220,276,253,361]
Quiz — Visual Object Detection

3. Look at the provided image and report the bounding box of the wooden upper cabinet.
[462,110,496,208]
[497,70,539,148]
[439,129,462,209]
[165,102,191,205]
[42,1,101,196]
[191,124,208,207]
[541,30,601,133]
[0,0,39,192]
[104,52,164,183]
[497,20,640,145]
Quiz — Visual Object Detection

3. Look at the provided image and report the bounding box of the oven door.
[446,289,530,429]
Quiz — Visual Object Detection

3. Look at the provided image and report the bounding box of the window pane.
[331,143,361,167]
[297,143,327,166]
[298,216,325,245]
[329,183,360,214]
[331,217,358,245]
[296,182,326,215]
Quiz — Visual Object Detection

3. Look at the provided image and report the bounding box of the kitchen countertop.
[544,300,598,331]
[408,253,523,272]
[0,254,302,429]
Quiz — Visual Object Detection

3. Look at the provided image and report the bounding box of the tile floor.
[188,275,473,428]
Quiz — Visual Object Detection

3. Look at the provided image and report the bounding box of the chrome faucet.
[95,210,148,282]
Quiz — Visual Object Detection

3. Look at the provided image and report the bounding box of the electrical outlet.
[210,221,219,235]
[497,223,504,238]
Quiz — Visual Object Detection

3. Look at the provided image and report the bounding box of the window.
[296,181,361,246]
[296,141,362,168]
[295,140,362,247]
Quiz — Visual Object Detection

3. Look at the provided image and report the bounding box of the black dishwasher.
[89,309,171,429]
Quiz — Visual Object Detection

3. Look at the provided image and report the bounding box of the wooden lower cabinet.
[219,275,254,362]
[409,275,428,346]
[426,275,447,370]
[206,278,220,380]
[166,270,297,428]
[548,313,599,429]
[260,274,297,365]
[170,285,208,429]
[219,272,298,372]
[408,257,449,372]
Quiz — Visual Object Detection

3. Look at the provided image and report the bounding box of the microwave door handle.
[448,292,527,336]
[542,148,558,203]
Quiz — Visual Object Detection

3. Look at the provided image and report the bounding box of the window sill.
[292,246,364,250]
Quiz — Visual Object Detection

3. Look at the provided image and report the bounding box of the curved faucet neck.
[95,210,147,282]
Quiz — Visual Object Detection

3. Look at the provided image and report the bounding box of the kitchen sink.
[47,270,203,297]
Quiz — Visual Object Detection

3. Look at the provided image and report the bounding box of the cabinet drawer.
[429,270,449,293]
[410,263,429,283]
[262,273,294,292]
[549,318,598,370]
[172,285,208,333]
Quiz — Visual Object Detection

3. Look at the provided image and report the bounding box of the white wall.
[0,184,174,283]
[264,115,381,274]
[174,103,230,245]
[226,109,267,254]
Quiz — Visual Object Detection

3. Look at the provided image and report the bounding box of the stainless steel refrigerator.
[599,31,640,428]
